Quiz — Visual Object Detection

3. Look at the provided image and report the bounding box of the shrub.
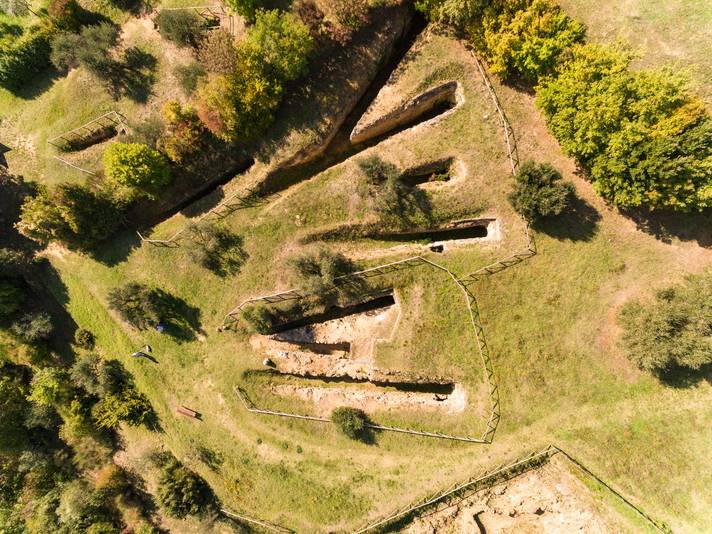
[195,72,282,142]
[0,25,53,90]
[157,457,216,518]
[48,0,87,31]
[107,283,162,330]
[0,373,30,452]
[103,142,171,200]
[357,154,399,184]
[74,328,95,349]
[159,101,208,164]
[155,10,205,47]
[173,61,205,96]
[323,0,369,30]
[71,353,128,397]
[0,278,24,316]
[92,386,154,429]
[507,160,573,222]
[17,184,122,249]
[287,248,358,306]
[125,114,165,149]
[293,0,326,43]
[197,29,236,74]
[537,43,712,210]
[619,271,712,375]
[10,312,54,343]
[468,0,585,82]
[239,9,314,83]
[331,406,368,440]
[187,223,246,276]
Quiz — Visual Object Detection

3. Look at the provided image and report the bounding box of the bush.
[155,10,205,47]
[197,29,236,74]
[357,154,399,185]
[173,61,205,96]
[28,368,69,407]
[538,43,712,210]
[507,160,573,222]
[619,271,712,375]
[323,0,369,30]
[107,283,162,330]
[70,353,128,397]
[10,312,54,343]
[468,0,585,82]
[331,406,368,440]
[0,25,53,90]
[187,223,246,276]
[125,114,165,149]
[239,9,314,83]
[17,184,122,249]
[92,386,154,429]
[74,328,95,350]
[157,457,216,518]
[48,0,88,31]
[158,101,208,164]
[103,142,171,200]
[415,0,489,26]
[288,248,358,306]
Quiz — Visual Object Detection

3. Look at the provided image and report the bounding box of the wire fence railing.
[48,111,126,151]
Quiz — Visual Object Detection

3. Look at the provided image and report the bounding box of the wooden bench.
[177,405,200,419]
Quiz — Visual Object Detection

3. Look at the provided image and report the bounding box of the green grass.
[37,22,712,534]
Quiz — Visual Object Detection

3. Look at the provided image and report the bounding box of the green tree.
[155,10,205,47]
[331,406,369,440]
[288,248,359,306]
[507,160,574,222]
[187,223,246,276]
[10,312,54,344]
[158,101,208,164]
[223,0,261,22]
[27,368,69,407]
[157,457,216,518]
[92,386,153,429]
[468,0,585,82]
[50,23,119,74]
[414,0,488,26]
[240,10,314,83]
[0,371,30,452]
[103,142,171,200]
[195,71,282,142]
[106,283,162,330]
[17,184,121,249]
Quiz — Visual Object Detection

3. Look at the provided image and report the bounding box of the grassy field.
[17,7,712,534]
[559,0,712,105]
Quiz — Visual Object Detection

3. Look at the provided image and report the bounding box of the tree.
[239,10,314,83]
[92,387,153,429]
[537,43,712,210]
[10,312,54,344]
[107,283,162,330]
[103,142,171,200]
[157,457,216,518]
[187,223,246,276]
[74,329,95,350]
[0,371,30,452]
[0,24,53,91]
[17,184,121,249]
[468,0,585,83]
[50,23,119,74]
[195,72,282,142]
[158,101,208,164]
[27,368,69,407]
[331,406,369,440]
[223,0,261,22]
[154,10,205,47]
[507,160,574,222]
[287,248,358,306]
[197,29,237,74]
[619,271,712,375]
[414,0,489,26]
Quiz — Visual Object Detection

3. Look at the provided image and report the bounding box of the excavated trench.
[371,219,493,242]
[401,158,454,187]
[268,293,396,334]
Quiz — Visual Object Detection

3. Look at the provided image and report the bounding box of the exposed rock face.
[350,81,462,144]
[404,456,623,534]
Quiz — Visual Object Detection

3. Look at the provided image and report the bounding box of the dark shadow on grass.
[89,229,141,267]
[655,363,712,389]
[4,68,61,100]
[533,194,601,242]
[155,289,202,342]
[621,208,712,248]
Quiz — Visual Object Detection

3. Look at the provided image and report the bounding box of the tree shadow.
[3,68,61,100]
[621,208,712,248]
[89,229,142,267]
[534,194,601,242]
[102,48,157,103]
[655,364,712,389]
[154,289,202,342]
